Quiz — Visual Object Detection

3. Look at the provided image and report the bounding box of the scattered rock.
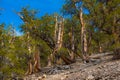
[86,75,94,80]
[24,52,120,80]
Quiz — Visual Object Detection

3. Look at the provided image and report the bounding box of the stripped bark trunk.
[57,22,62,50]
[33,48,41,72]
[60,18,64,49]
[47,16,58,66]
[53,17,73,64]
[47,53,53,67]
[25,32,33,75]
[56,18,64,64]
[48,16,58,65]
[47,56,52,67]
[27,32,32,56]
[55,17,64,50]
[70,27,75,60]
[53,17,64,64]
[99,42,102,53]
[25,46,41,75]
[79,7,88,62]
[54,16,58,43]
[25,59,33,75]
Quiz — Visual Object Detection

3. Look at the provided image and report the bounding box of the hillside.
[24,52,120,80]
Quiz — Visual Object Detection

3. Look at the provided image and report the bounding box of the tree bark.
[55,17,64,51]
[70,26,75,60]
[33,47,41,73]
[60,18,64,49]
[60,55,75,65]
[54,16,58,43]
[79,7,88,62]
[53,17,64,64]
[57,22,62,50]
[25,59,33,75]
[99,42,102,53]
[47,53,53,67]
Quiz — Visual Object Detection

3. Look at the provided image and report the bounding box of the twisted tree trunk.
[52,17,65,64]
[33,48,41,72]
[79,8,88,62]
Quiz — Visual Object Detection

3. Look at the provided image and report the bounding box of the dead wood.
[60,55,75,65]
[25,59,33,75]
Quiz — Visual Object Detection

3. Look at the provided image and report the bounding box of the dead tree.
[56,18,64,50]
[54,16,58,43]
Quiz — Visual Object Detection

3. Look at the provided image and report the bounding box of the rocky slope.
[24,52,120,80]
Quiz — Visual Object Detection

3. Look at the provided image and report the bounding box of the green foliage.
[0,0,120,79]
[57,47,69,57]
[0,25,28,79]
[62,0,120,54]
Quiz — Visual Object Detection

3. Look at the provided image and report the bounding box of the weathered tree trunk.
[47,53,53,67]
[79,7,88,62]
[56,18,64,64]
[60,55,75,65]
[46,16,58,66]
[25,32,33,75]
[47,16,58,66]
[57,22,62,50]
[99,42,102,53]
[33,48,41,73]
[53,17,65,64]
[60,18,64,49]
[55,17,64,51]
[70,27,75,60]
[87,28,92,55]
[54,23,61,51]
[25,46,41,75]
[54,16,58,43]
[25,59,33,75]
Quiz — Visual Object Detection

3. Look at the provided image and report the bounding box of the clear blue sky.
[0,0,64,35]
